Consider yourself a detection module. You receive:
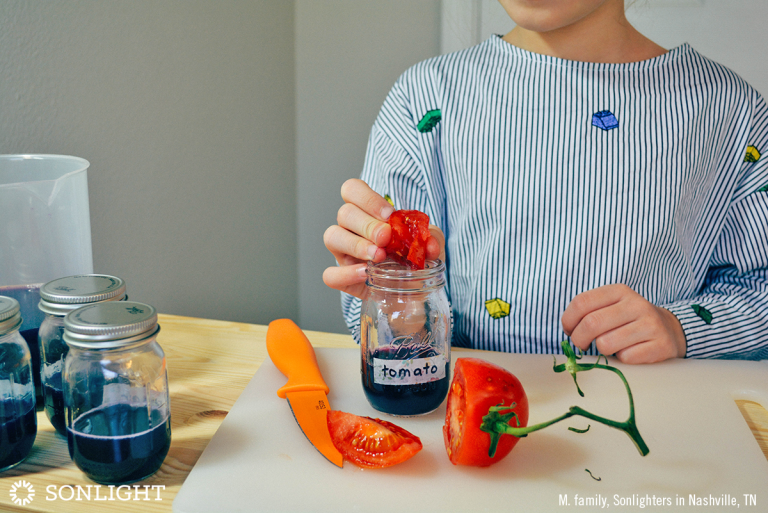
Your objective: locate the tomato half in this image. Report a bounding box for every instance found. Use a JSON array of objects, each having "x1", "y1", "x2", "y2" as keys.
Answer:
[
  {"x1": 327, "y1": 410, "x2": 423, "y2": 468},
  {"x1": 443, "y1": 358, "x2": 529, "y2": 466},
  {"x1": 385, "y1": 209, "x2": 430, "y2": 270}
]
